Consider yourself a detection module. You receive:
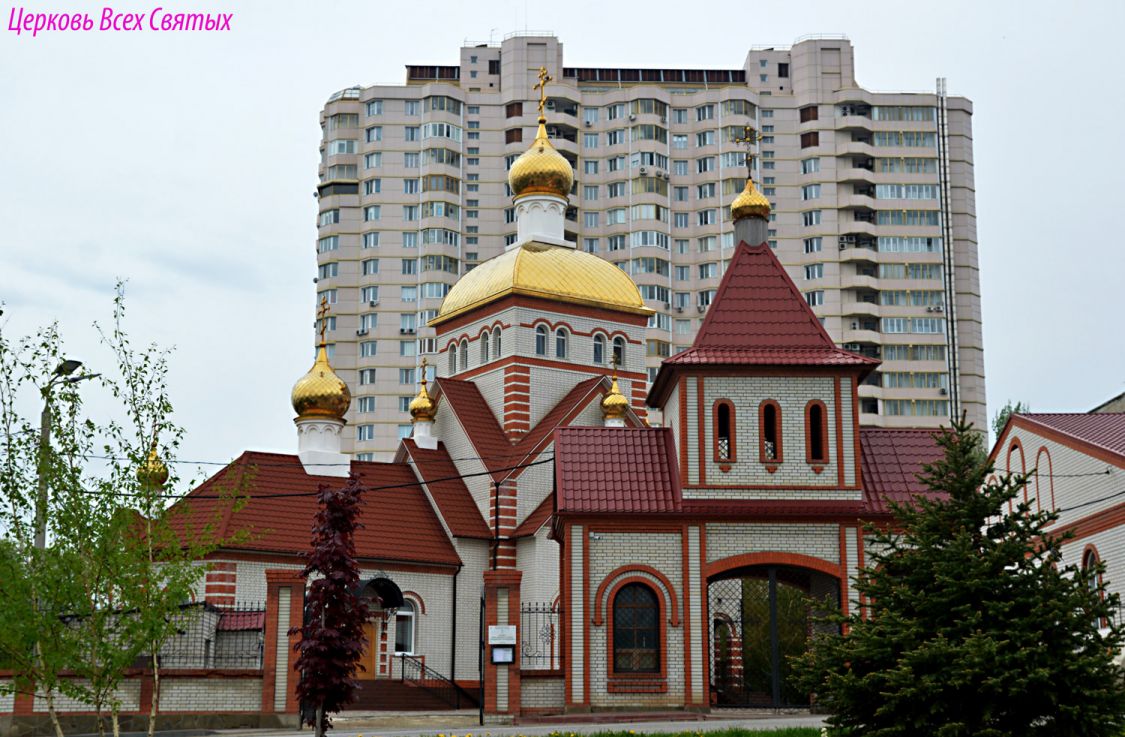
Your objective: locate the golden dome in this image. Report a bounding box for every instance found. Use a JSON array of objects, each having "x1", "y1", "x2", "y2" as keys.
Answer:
[
  {"x1": 409, "y1": 360, "x2": 436, "y2": 423},
  {"x1": 731, "y1": 176, "x2": 771, "y2": 220},
  {"x1": 137, "y1": 443, "x2": 169, "y2": 488},
  {"x1": 508, "y1": 117, "x2": 574, "y2": 200},
  {"x1": 430, "y1": 241, "x2": 653, "y2": 326},
  {"x1": 601, "y1": 377, "x2": 629, "y2": 421},
  {"x1": 291, "y1": 345, "x2": 350, "y2": 420}
]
